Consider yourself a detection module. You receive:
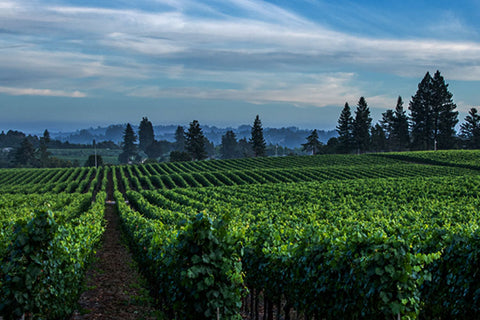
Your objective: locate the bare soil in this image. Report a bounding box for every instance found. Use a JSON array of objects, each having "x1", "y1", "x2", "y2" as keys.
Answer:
[{"x1": 70, "y1": 203, "x2": 157, "y2": 320}]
